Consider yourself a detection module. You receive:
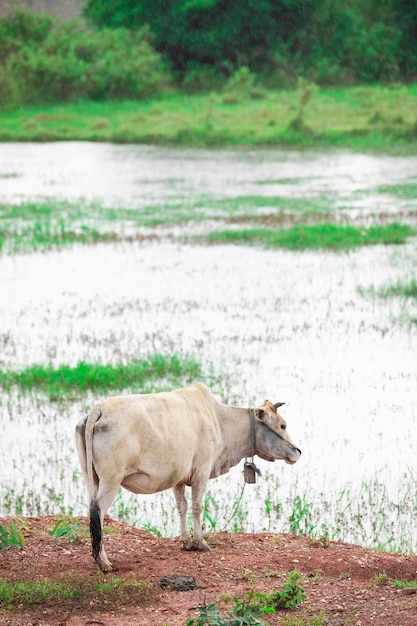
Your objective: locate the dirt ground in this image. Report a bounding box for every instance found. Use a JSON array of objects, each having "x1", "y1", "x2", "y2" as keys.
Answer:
[{"x1": 1, "y1": 516, "x2": 416, "y2": 626}]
